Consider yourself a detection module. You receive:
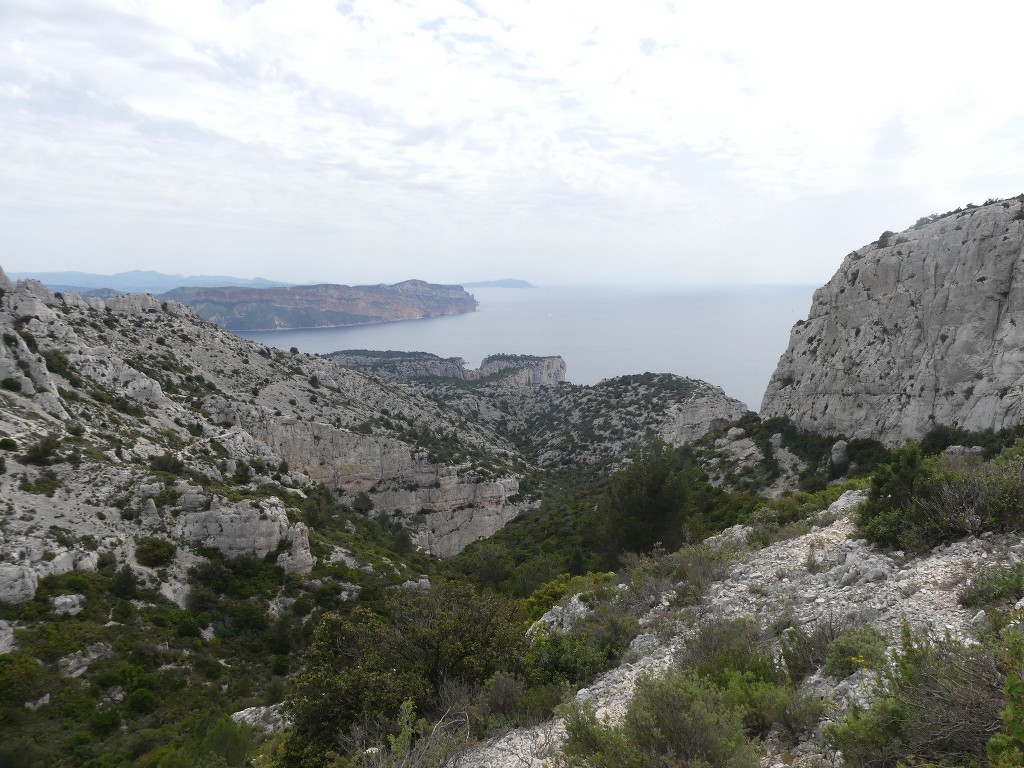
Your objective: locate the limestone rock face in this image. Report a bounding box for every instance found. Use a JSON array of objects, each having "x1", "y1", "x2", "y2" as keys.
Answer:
[
  {"x1": 762, "y1": 198, "x2": 1024, "y2": 444},
  {"x1": 328, "y1": 351, "x2": 567, "y2": 387},
  {"x1": 176, "y1": 499, "x2": 297, "y2": 560},
  {"x1": 231, "y1": 703, "x2": 291, "y2": 734},
  {"x1": 276, "y1": 522, "x2": 316, "y2": 574},
  {"x1": 204, "y1": 398, "x2": 531, "y2": 557},
  {"x1": 0, "y1": 565, "x2": 38, "y2": 604},
  {"x1": 657, "y1": 386, "x2": 748, "y2": 445}
]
